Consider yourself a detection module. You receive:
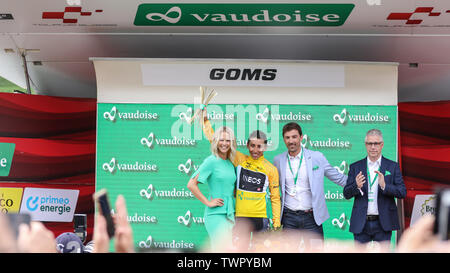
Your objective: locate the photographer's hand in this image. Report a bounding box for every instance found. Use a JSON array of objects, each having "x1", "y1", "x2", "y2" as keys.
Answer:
[
  {"x1": 113, "y1": 195, "x2": 134, "y2": 253},
  {"x1": 396, "y1": 215, "x2": 450, "y2": 252},
  {"x1": 93, "y1": 213, "x2": 110, "y2": 253},
  {"x1": 0, "y1": 213, "x2": 17, "y2": 252},
  {"x1": 17, "y1": 222, "x2": 56, "y2": 253}
]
